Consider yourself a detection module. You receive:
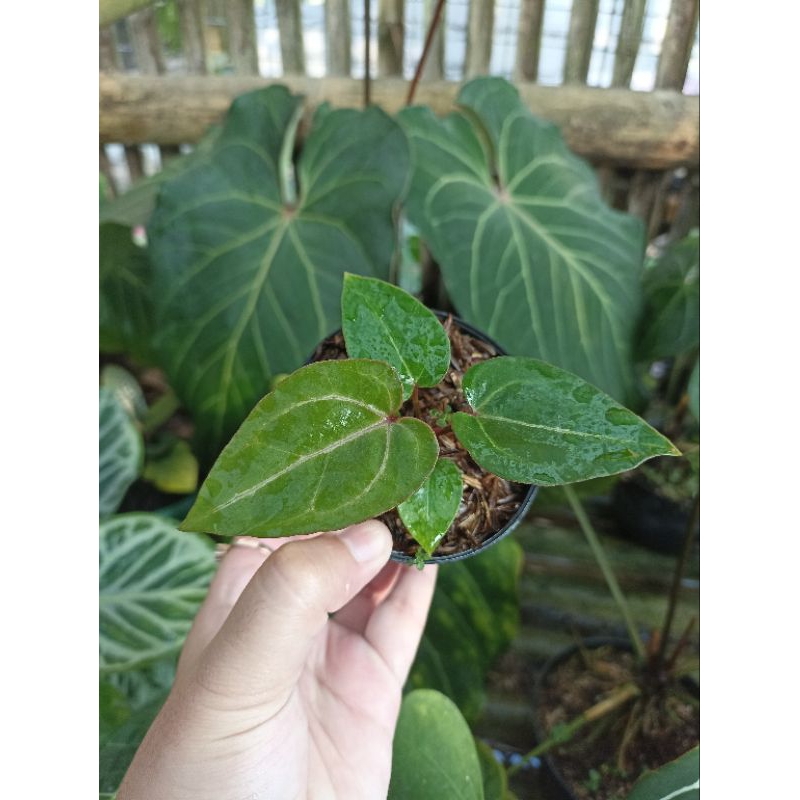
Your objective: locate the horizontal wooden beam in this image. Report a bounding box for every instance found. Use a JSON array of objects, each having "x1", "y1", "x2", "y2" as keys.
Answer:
[{"x1": 99, "y1": 74, "x2": 699, "y2": 169}]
